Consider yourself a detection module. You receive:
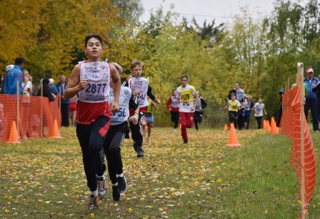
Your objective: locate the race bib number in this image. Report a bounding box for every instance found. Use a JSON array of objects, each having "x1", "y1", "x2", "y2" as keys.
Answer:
[
  {"x1": 111, "y1": 107, "x2": 127, "y2": 121},
  {"x1": 137, "y1": 93, "x2": 147, "y2": 106}
]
